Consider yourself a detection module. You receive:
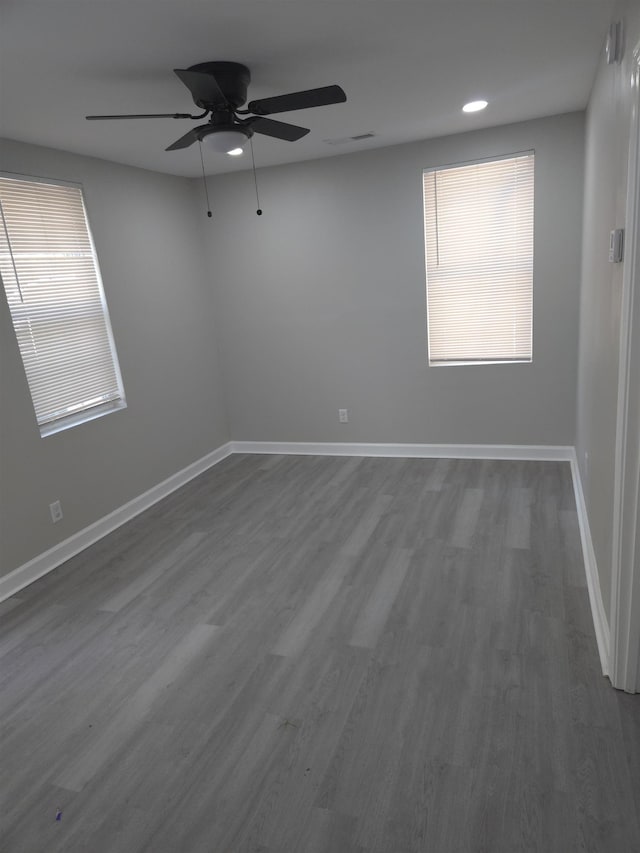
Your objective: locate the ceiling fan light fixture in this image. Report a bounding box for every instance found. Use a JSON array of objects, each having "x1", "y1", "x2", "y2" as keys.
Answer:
[
  {"x1": 205, "y1": 128, "x2": 250, "y2": 154},
  {"x1": 227, "y1": 147, "x2": 244, "y2": 156}
]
